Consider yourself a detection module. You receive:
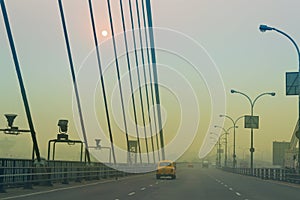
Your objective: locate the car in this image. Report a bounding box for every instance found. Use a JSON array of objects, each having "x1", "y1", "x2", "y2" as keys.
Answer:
[
  {"x1": 187, "y1": 163, "x2": 194, "y2": 168},
  {"x1": 202, "y1": 160, "x2": 209, "y2": 168},
  {"x1": 156, "y1": 160, "x2": 176, "y2": 179}
]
